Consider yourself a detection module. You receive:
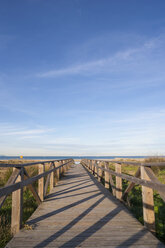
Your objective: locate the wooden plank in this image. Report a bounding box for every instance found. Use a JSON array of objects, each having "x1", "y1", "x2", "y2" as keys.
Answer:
[
  {"x1": 11, "y1": 168, "x2": 23, "y2": 235},
  {"x1": 141, "y1": 166, "x2": 155, "y2": 233}
]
